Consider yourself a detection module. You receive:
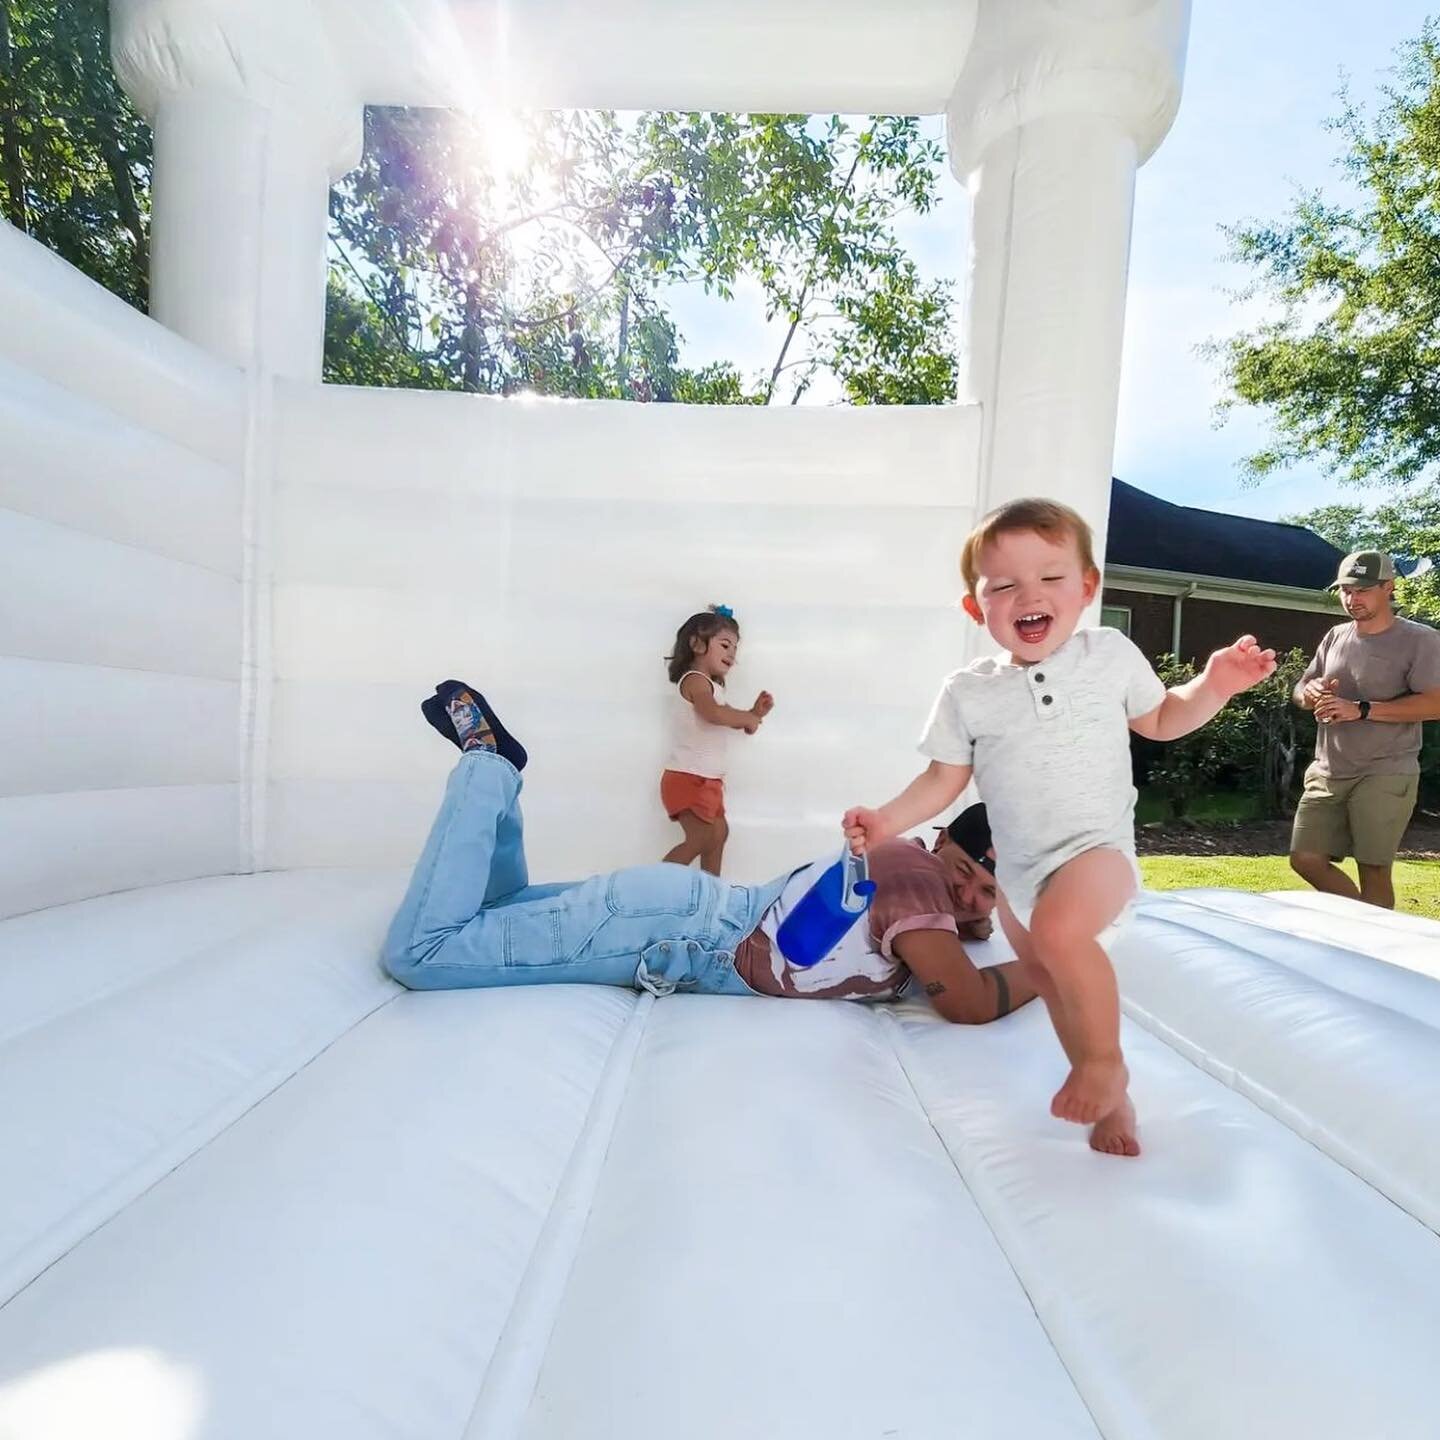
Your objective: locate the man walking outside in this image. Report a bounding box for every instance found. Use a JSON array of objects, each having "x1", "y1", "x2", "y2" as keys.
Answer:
[{"x1": 1290, "y1": 550, "x2": 1440, "y2": 908}]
